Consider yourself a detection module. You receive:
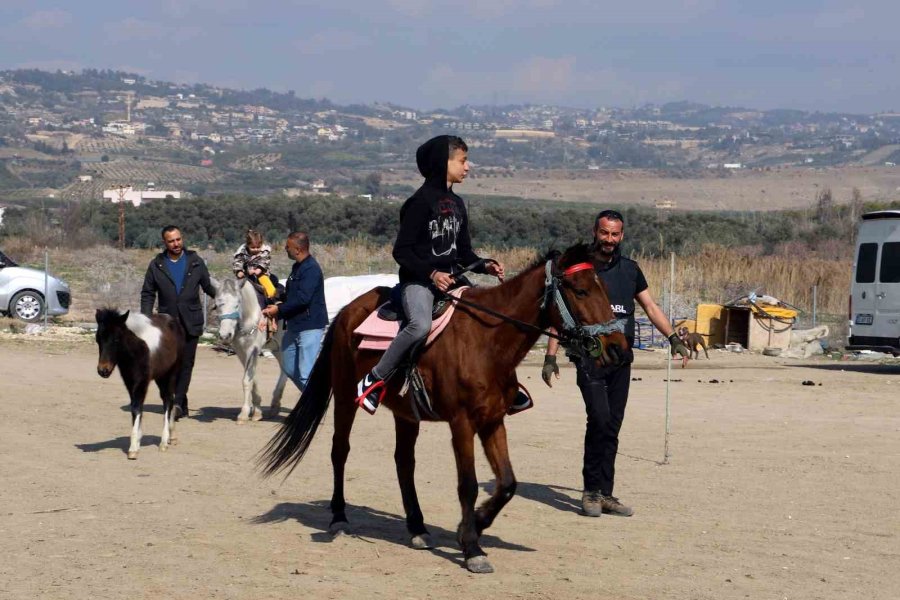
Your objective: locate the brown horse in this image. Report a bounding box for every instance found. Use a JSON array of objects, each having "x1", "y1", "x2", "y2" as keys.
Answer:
[{"x1": 259, "y1": 243, "x2": 628, "y2": 573}]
